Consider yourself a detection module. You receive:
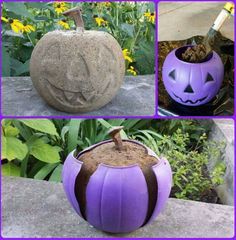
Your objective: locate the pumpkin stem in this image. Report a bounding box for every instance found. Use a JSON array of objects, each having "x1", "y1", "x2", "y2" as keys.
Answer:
[
  {"x1": 63, "y1": 7, "x2": 84, "y2": 30},
  {"x1": 108, "y1": 126, "x2": 124, "y2": 151}
]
